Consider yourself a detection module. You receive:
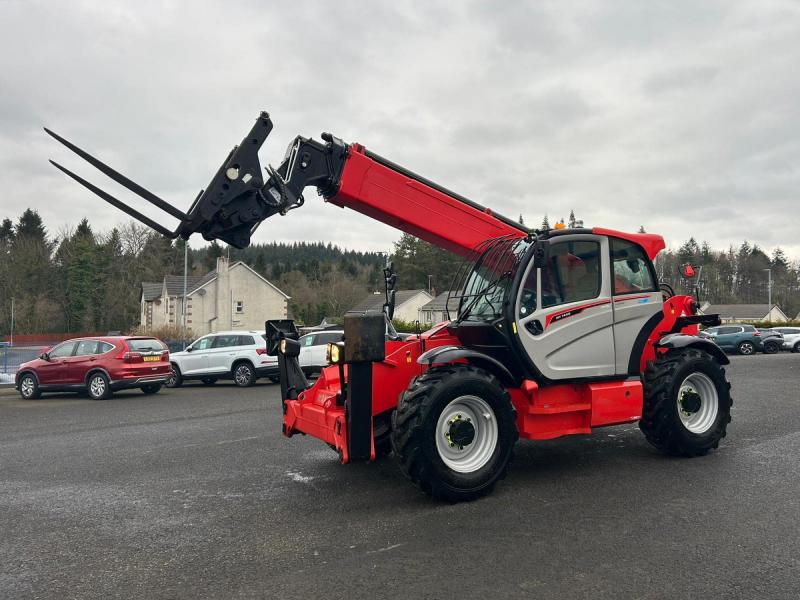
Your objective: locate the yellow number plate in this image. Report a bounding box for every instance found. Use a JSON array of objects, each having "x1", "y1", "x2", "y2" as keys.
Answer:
[{"x1": 143, "y1": 355, "x2": 160, "y2": 362}]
